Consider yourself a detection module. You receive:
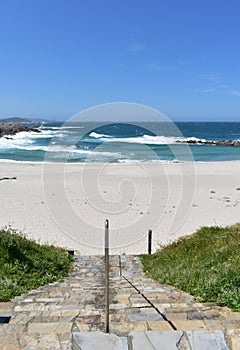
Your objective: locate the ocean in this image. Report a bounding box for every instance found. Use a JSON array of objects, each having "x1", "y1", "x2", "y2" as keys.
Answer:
[{"x1": 0, "y1": 122, "x2": 240, "y2": 163}]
